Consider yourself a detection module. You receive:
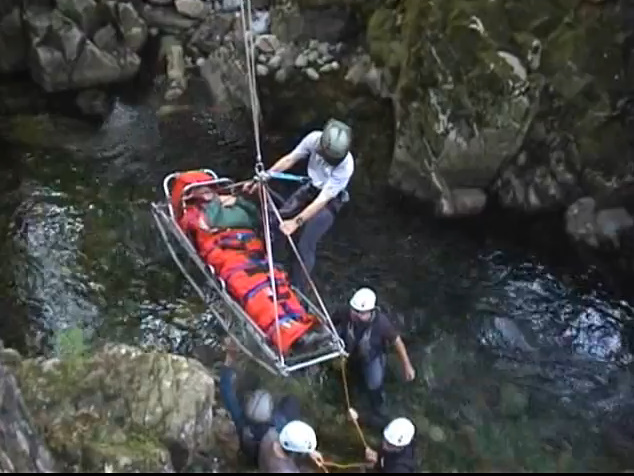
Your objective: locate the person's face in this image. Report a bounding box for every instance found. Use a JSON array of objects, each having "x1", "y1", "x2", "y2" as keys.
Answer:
[
  {"x1": 187, "y1": 186, "x2": 215, "y2": 201},
  {"x1": 350, "y1": 308, "x2": 373, "y2": 322},
  {"x1": 381, "y1": 439, "x2": 403, "y2": 453}
]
